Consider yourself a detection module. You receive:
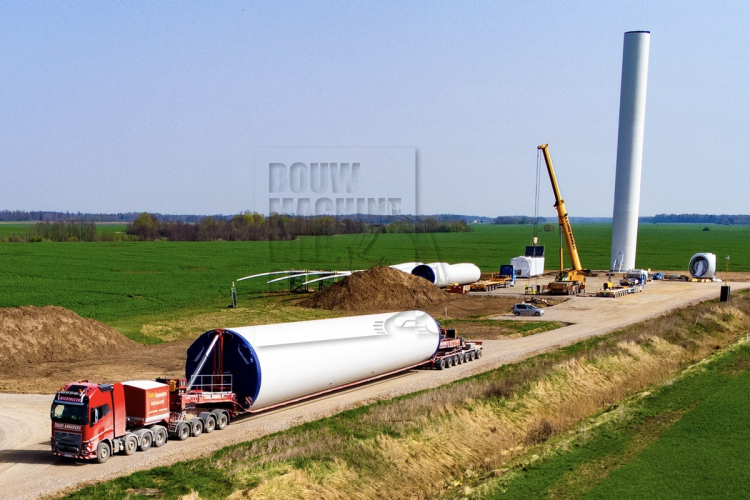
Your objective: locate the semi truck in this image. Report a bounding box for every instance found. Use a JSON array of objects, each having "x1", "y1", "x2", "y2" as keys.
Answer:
[
  {"x1": 51, "y1": 377, "x2": 234, "y2": 463},
  {"x1": 50, "y1": 311, "x2": 482, "y2": 463}
]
